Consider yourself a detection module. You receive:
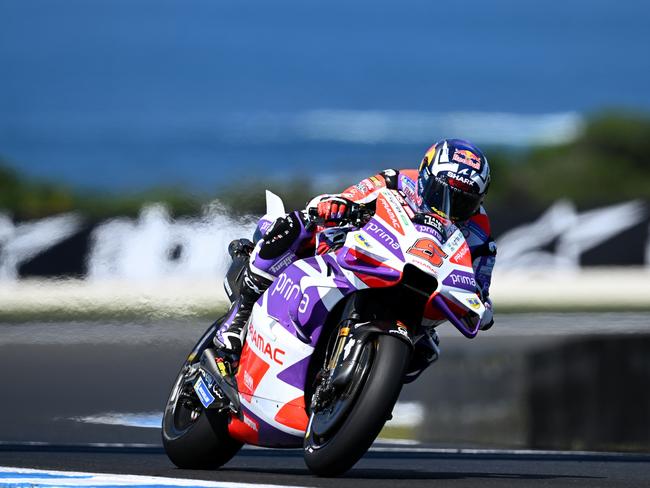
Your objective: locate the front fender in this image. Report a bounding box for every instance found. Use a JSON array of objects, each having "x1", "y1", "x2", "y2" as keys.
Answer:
[
  {"x1": 330, "y1": 320, "x2": 413, "y2": 388},
  {"x1": 352, "y1": 320, "x2": 415, "y2": 349}
]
